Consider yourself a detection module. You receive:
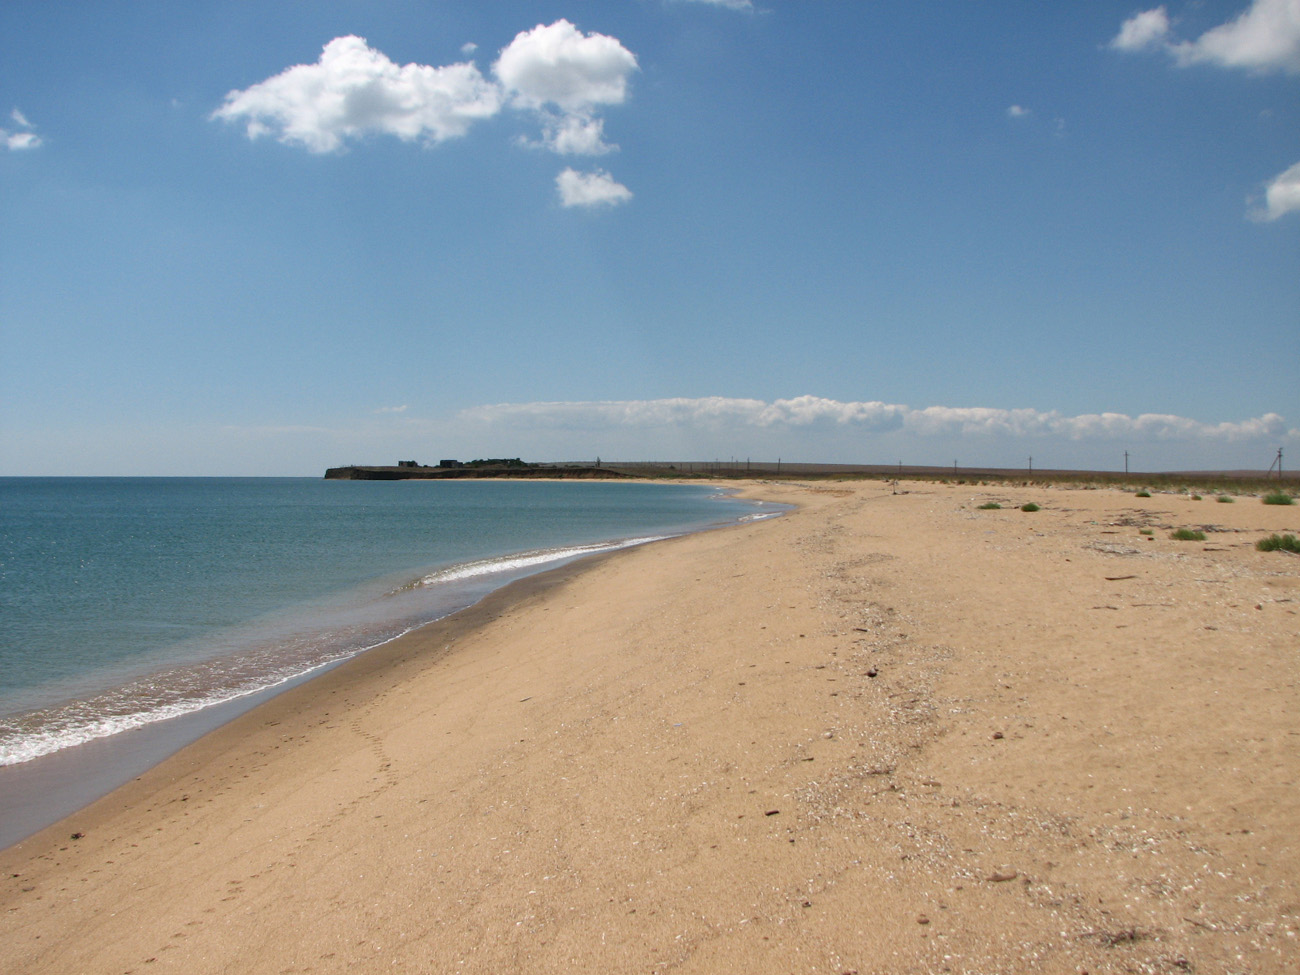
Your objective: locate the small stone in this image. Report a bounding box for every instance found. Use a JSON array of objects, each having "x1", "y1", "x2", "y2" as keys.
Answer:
[
  {"x1": 987, "y1": 871, "x2": 1018, "y2": 883},
  {"x1": 866, "y1": 668, "x2": 878, "y2": 678},
  {"x1": 992, "y1": 731, "x2": 1004, "y2": 740},
  {"x1": 917, "y1": 915, "x2": 930, "y2": 925},
  {"x1": 765, "y1": 809, "x2": 780, "y2": 816}
]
